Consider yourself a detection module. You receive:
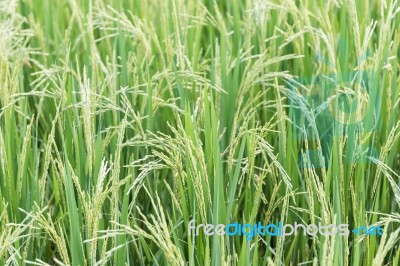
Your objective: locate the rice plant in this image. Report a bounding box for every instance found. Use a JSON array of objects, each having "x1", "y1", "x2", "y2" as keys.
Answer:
[{"x1": 0, "y1": 0, "x2": 399, "y2": 265}]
